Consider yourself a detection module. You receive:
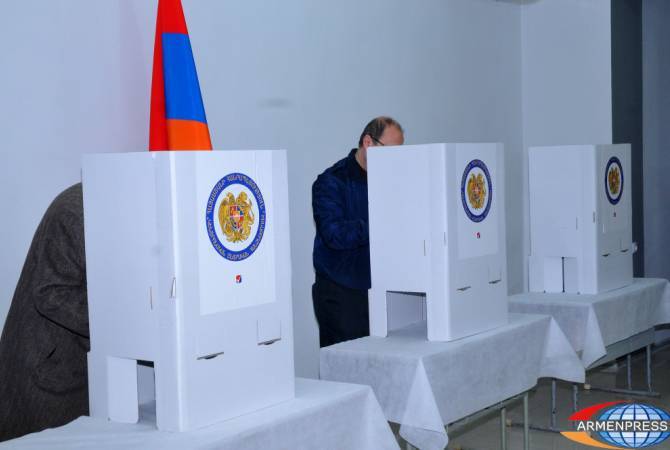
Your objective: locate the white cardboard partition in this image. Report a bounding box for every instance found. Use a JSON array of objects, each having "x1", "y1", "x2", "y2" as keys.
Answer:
[
  {"x1": 82, "y1": 150, "x2": 294, "y2": 432},
  {"x1": 528, "y1": 144, "x2": 633, "y2": 294},
  {"x1": 367, "y1": 143, "x2": 508, "y2": 342}
]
